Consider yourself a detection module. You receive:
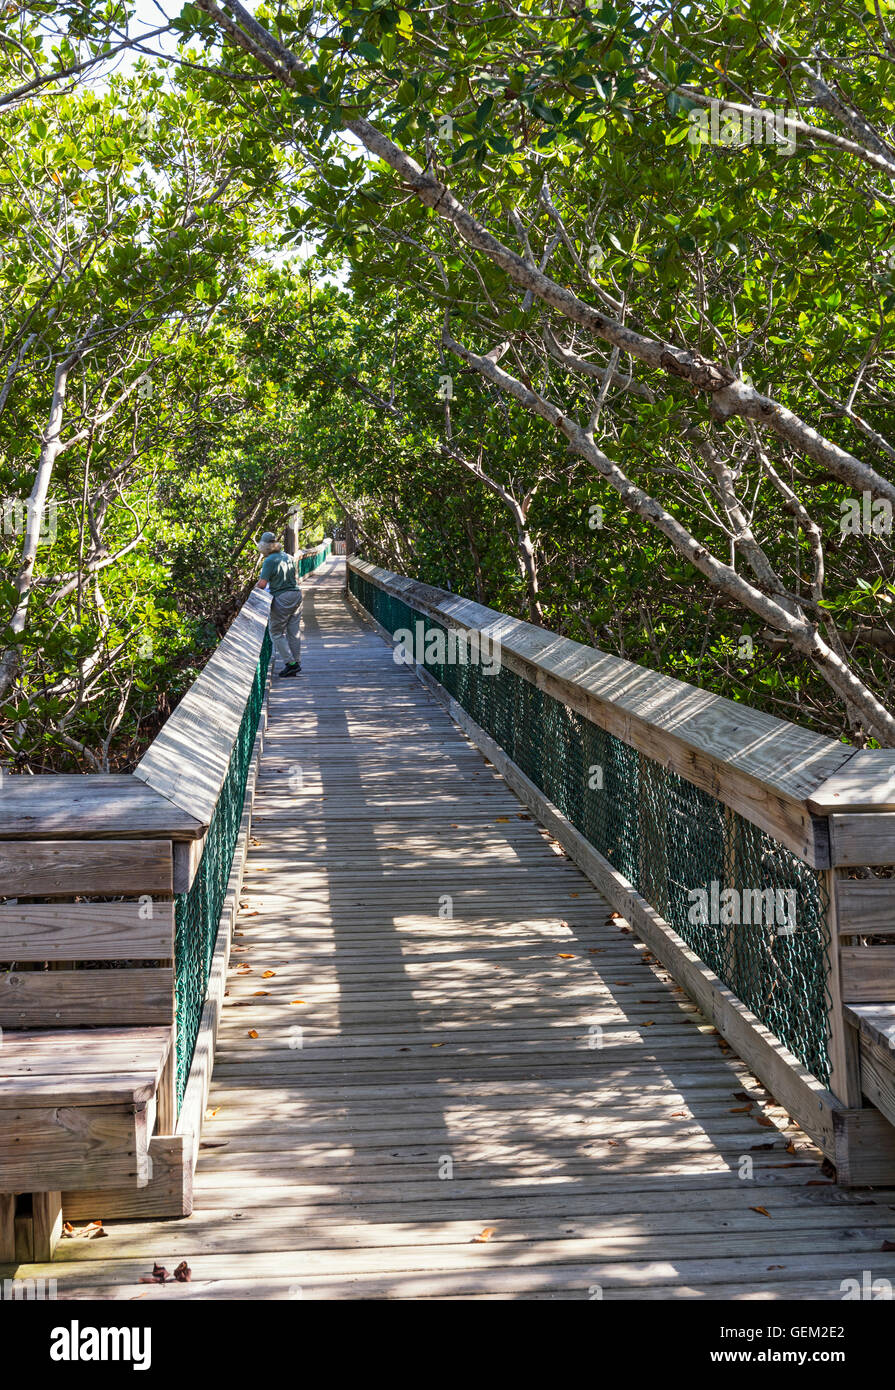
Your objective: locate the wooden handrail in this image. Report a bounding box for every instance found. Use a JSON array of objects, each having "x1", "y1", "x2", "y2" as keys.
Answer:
[
  {"x1": 349, "y1": 558, "x2": 863, "y2": 867},
  {"x1": 134, "y1": 589, "x2": 270, "y2": 828}
]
